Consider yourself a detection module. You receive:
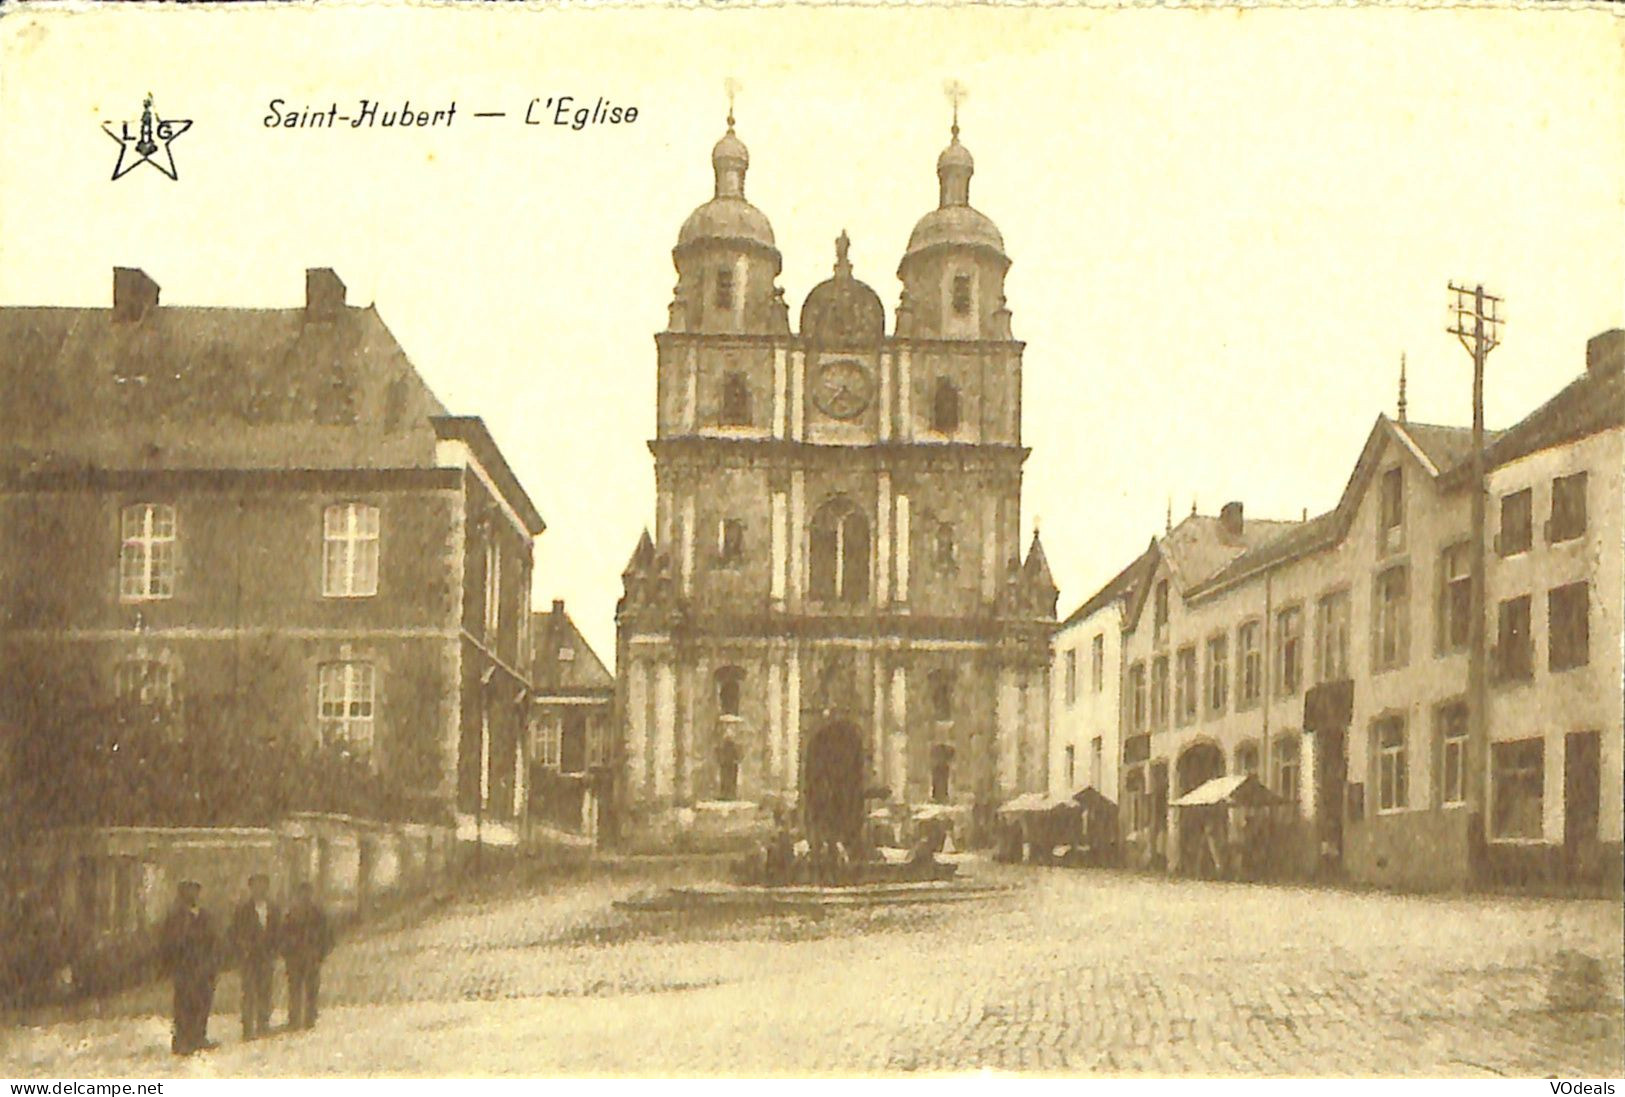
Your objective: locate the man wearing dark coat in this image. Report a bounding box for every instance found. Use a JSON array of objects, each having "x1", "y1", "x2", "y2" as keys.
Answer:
[
  {"x1": 279, "y1": 882, "x2": 332, "y2": 1031},
  {"x1": 229, "y1": 873, "x2": 281, "y2": 1040},
  {"x1": 159, "y1": 881, "x2": 219, "y2": 1055}
]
